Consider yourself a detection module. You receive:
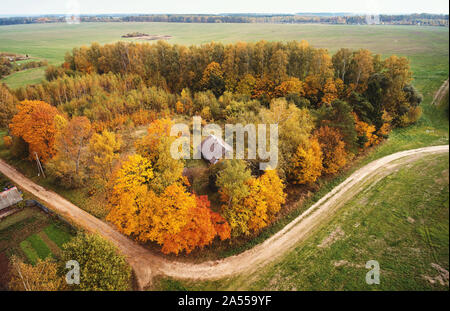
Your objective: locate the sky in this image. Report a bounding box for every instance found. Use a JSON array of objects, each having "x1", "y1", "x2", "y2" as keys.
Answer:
[{"x1": 0, "y1": 0, "x2": 448, "y2": 16}]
